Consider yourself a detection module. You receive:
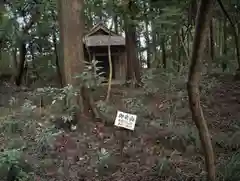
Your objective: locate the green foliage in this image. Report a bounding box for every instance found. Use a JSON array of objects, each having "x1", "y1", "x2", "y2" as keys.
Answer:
[
  {"x1": 141, "y1": 68, "x2": 159, "y2": 95},
  {"x1": 96, "y1": 100, "x2": 115, "y2": 114},
  {"x1": 0, "y1": 149, "x2": 22, "y2": 167},
  {"x1": 123, "y1": 97, "x2": 147, "y2": 115},
  {"x1": 0, "y1": 149, "x2": 32, "y2": 181},
  {"x1": 200, "y1": 76, "x2": 220, "y2": 95},
  {"x1": 75, "y1": 60, "x2": 105, "y2": 89},
  {"x1": 96, "y1": 148, "x2": 119, "y2": 176},
  {"x1": 0, "y1": 94, "x2": 62, "y2": 179},
  {"x1": 35, "y1": 59, "x2": 104, "y2": 114},
  {"x1": 153, "y1": 156, "x2": 172, "y2": 176},
  {"x1": 141, "y1": 67, "x2": 188, "y2": 94},
  {"x1": 170, "y1": 125, "x2": 200, "y2": 148},
  {"x1": 219, "y1": 152, "x2": 240, "y2": 181},
  {"x1": 36, "y1": 84, "x2": 77, "y2": 112},
  {"x1": 35, "y1": 125, "x2": 61, "y2": 154},
  {"x1": 97, "y1": 148, "x2": 111, "y2": 166},
  {"x1": 0, "y1": 119, "x2": 25, "y2": 134}
]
